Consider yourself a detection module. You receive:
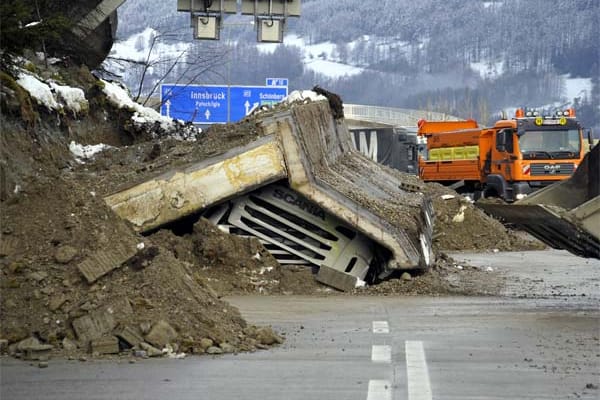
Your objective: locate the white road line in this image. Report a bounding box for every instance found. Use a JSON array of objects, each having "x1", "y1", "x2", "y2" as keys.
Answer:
[
  {"x1": 367, "y1": 380, "x2": 392, "y2": 400},
  {"x1": 371, "y1": 345, "x2": 391, "y2": 363},
  {"x1": 372, "y1": 321, "x2": 389, "y2": 334},
  {"x1": 405, "y1": 340, "x2": 432, "y2": 400}
]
